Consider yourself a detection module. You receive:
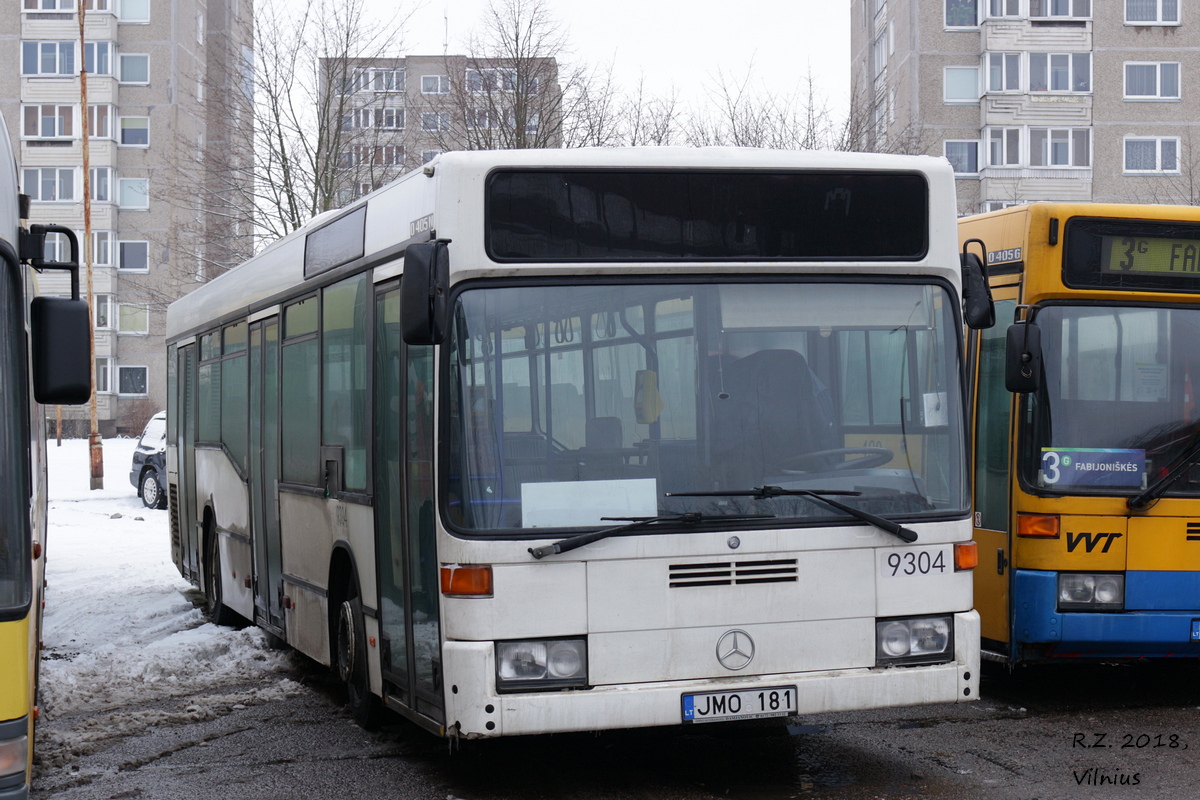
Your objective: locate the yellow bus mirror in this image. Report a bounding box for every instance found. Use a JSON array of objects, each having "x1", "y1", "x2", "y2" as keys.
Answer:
[{"x1": 634, "y1": 370, "x2": 664, "y2": 424}]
